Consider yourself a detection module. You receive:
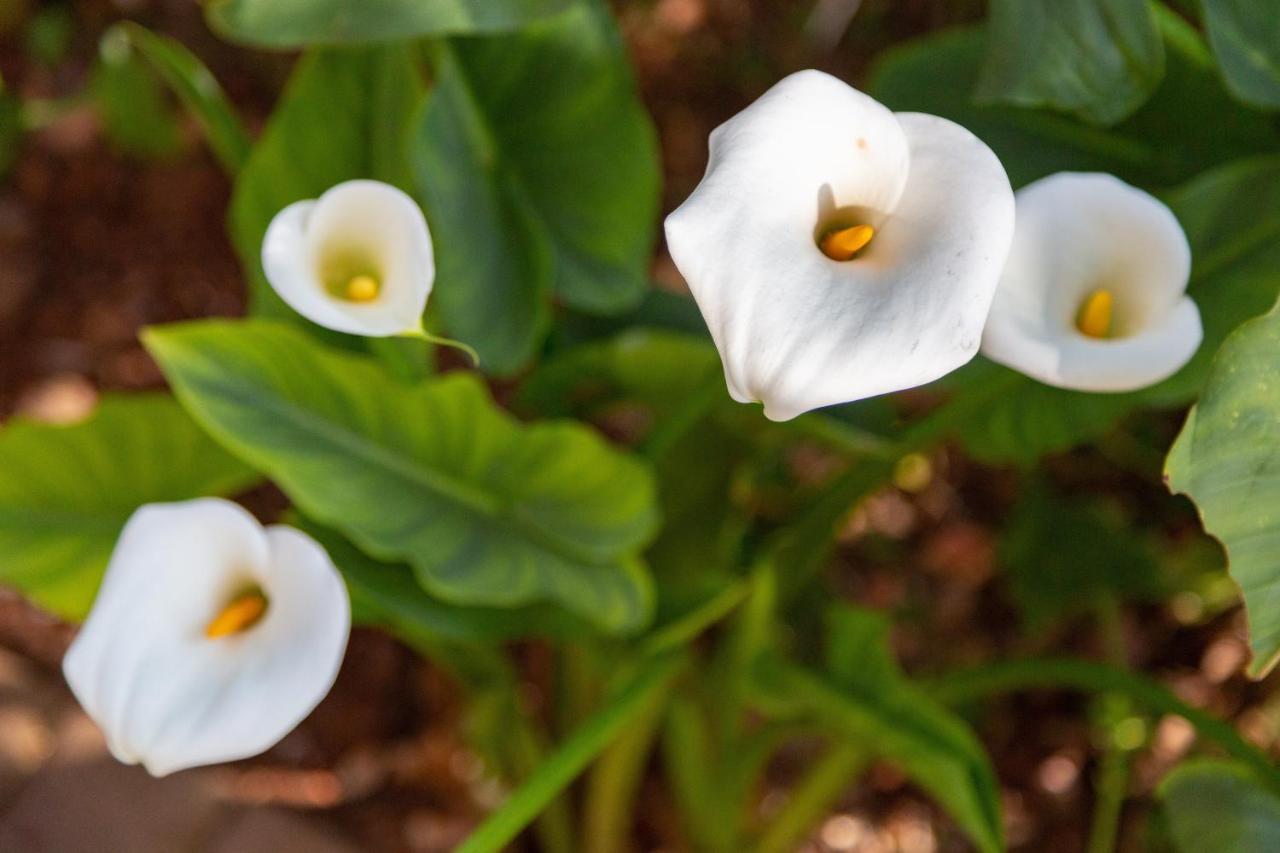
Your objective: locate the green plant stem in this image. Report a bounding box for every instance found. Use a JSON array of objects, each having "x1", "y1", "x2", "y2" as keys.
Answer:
[
  {"x1": 457, "y1": 653, "x2": 684, "y2": 853},
  {"x1": 1086, "y1": 597, "x2": 1133, "y2": 853},
  {"x1": 508, "y1": 713, "x2": 576, "y2": 853},
  {"x1": 641, "y1": 579, "x2": 752, "y2": 658},
  {"x1": 929, "y1": 658, "x2": 1280, "y2": 792},
  {"x1": 754, "y1": 743, "x2": 868, "y2": 853}
]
